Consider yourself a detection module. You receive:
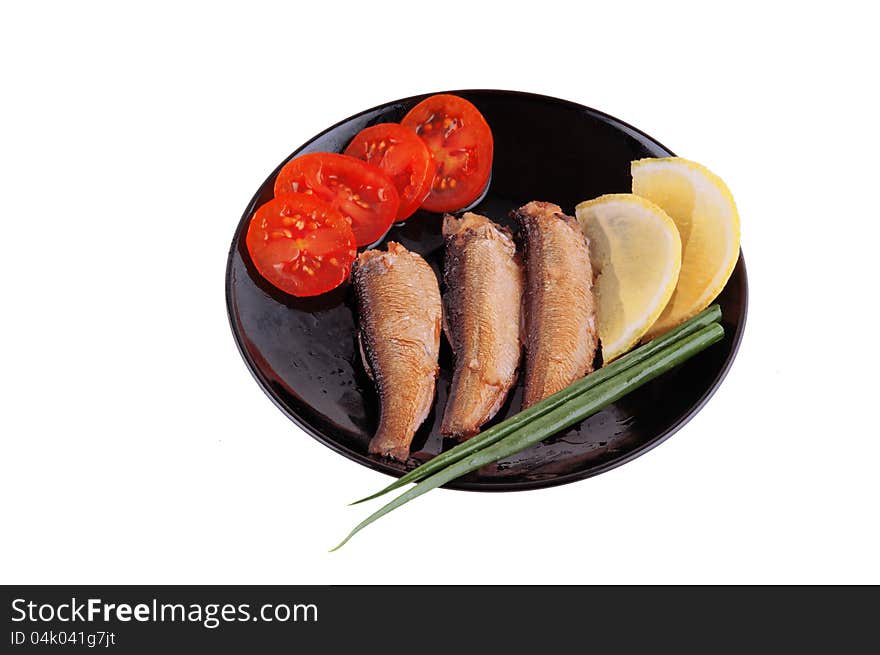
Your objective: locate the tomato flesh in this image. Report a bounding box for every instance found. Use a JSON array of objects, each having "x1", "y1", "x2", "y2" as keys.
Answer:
[
  {"x1": 401, "y1": 94, "x2": 493, "y2": 213},
  {"x1": 246, "y1": 193, "x2": 356, "y2": 297},
  {"x1": 274, "y1": 152, "x2": 399, "y2": 246},
  {"x1": 343, "y1": 123, "x2": 436, "y2": 220}
]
